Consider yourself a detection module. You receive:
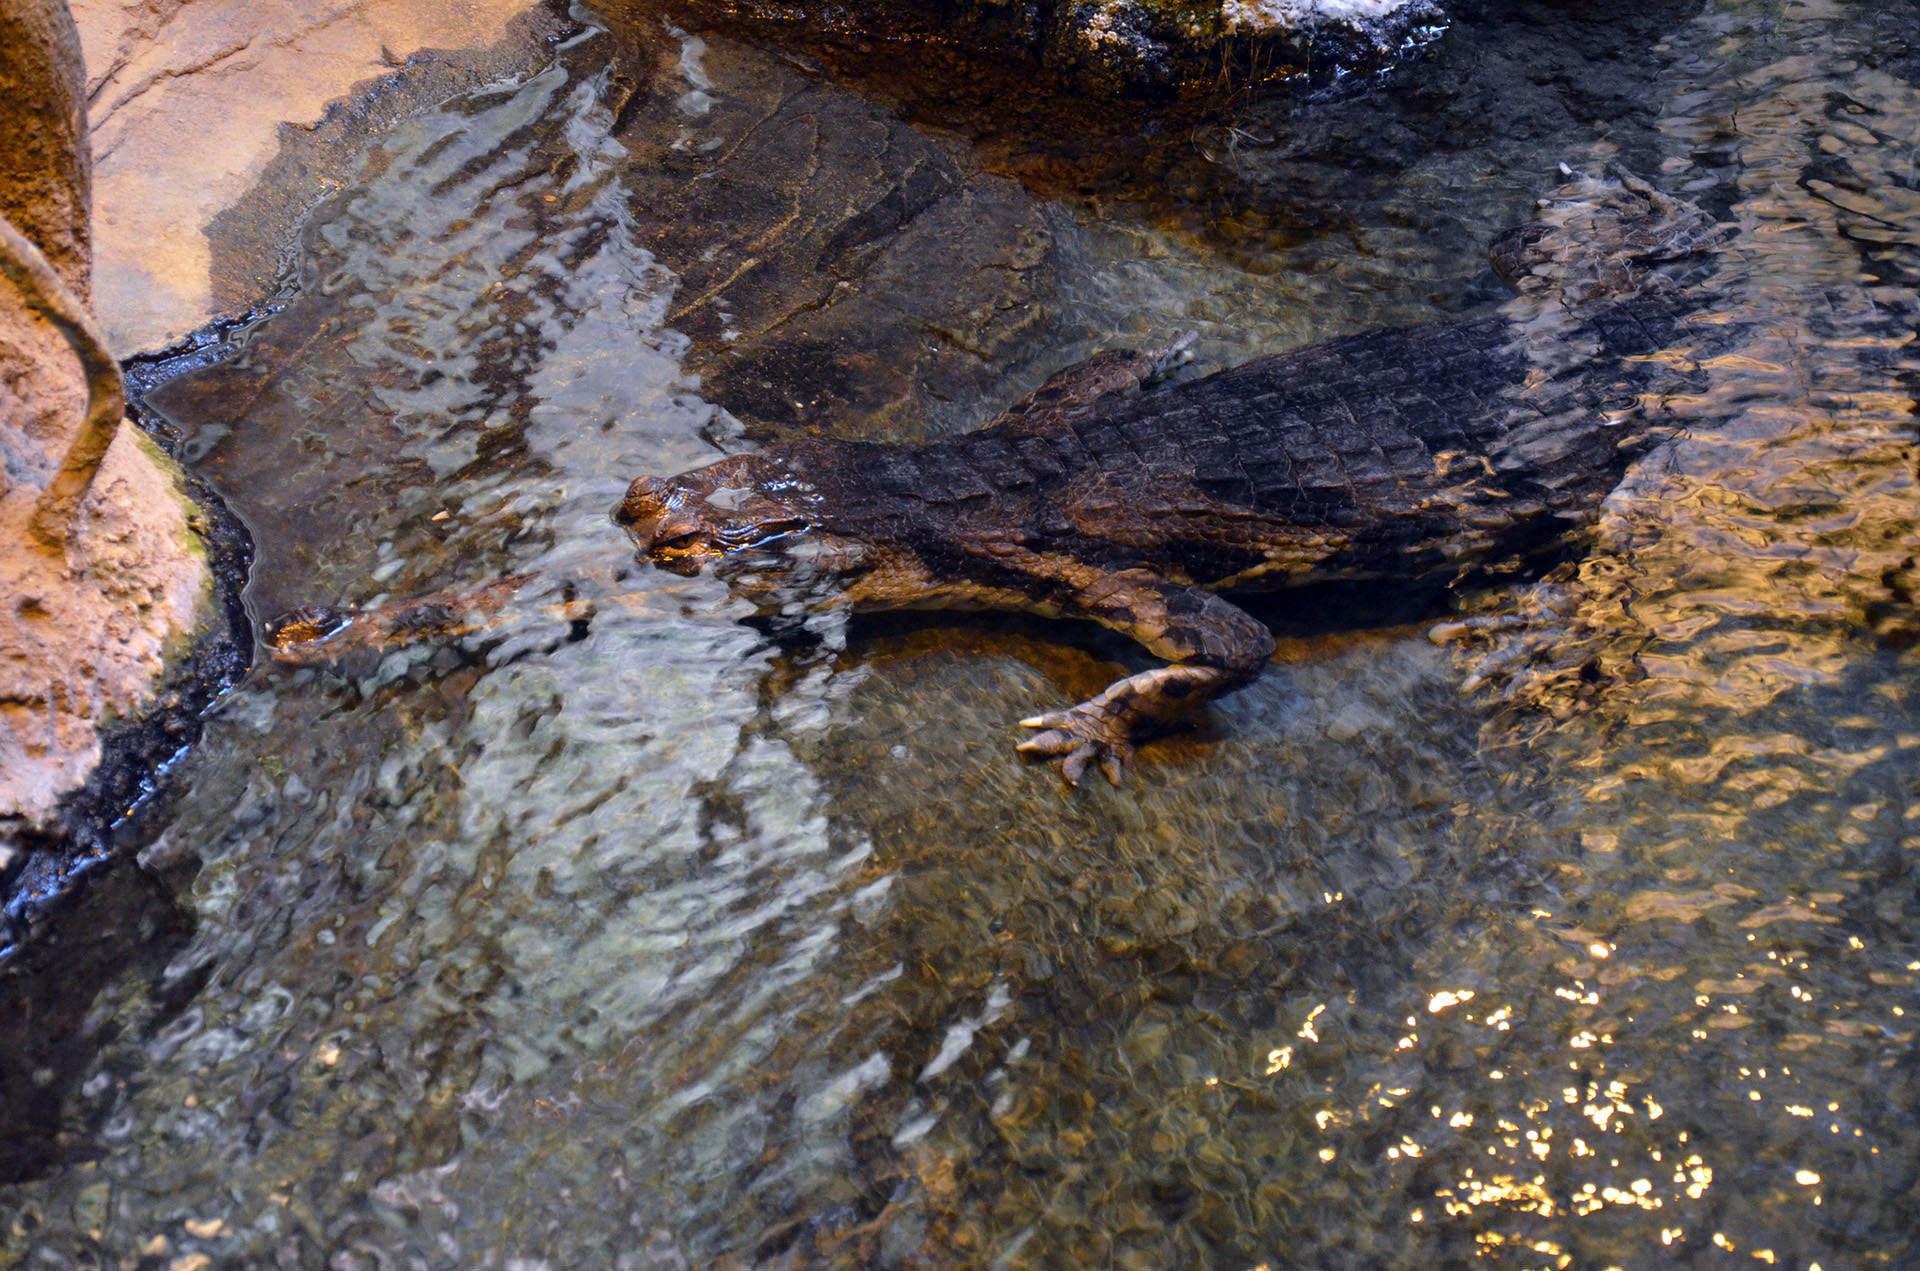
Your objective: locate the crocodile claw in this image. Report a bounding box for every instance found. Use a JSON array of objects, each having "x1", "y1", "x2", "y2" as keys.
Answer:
[
  {"x1": 1144, "y1": 331, "x2": 1198, "y2": 384},
  {"x1": 1017, "y1": 704, "x2": 1133, "y2": 787}
]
